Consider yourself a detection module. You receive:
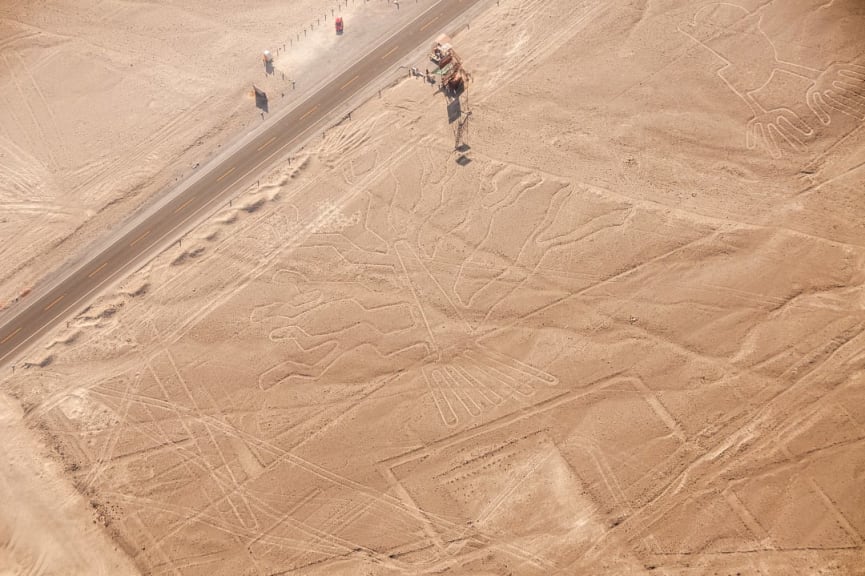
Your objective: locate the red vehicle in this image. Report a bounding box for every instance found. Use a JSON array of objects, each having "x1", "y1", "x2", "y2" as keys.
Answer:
[{"x1": 335, "y1": 17, "x2": 344, "y2": 34}]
